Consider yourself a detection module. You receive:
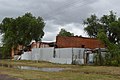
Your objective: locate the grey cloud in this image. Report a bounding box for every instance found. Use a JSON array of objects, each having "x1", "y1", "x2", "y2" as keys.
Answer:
[
  {"x1": 44, "y1": 20, "x2": 59, "y2": 33},
  {"x1": 0, "y1": 0, "x2": 119, "y2": 41},
  {"x1": 89, "y1": 0, "x2": 120, "y2": 17},
  {"x1": 6, "y1": 0, "x2": 97, "y2": 24},
  {"x1": 0, "y1": 0, "x2": 98, "y2": 24},
  {"x1": 42, "y1": 32, "x2": 57, "y2": 41},
  {"x1": 33, "y1": 0, "x2": 99, "y2": 24}
]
